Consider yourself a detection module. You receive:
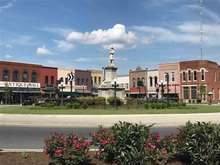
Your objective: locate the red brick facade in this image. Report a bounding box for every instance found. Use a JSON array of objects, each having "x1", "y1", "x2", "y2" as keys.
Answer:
[{"x1": 179, "y1": 60, "x2": 220, "y2": 103}]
